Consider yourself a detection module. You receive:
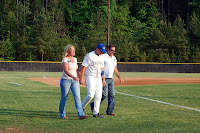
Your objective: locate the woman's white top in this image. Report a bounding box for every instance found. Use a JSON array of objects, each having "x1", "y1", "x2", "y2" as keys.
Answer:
[{"x1": 61, "y1": 57, "x2": 78, "y2": 79}]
